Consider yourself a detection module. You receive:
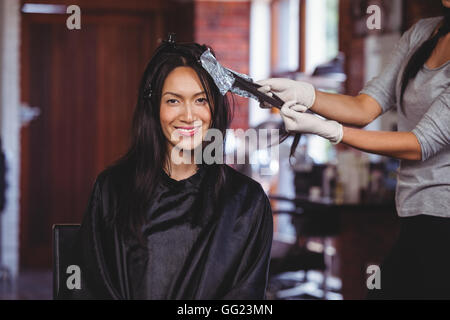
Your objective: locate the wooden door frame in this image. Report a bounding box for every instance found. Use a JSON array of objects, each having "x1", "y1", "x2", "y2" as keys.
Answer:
[{"x1": 19, "y1": 1, "x2": 169, "y2": 269}]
